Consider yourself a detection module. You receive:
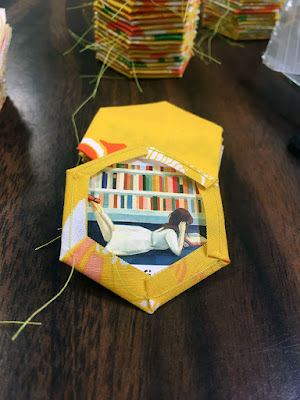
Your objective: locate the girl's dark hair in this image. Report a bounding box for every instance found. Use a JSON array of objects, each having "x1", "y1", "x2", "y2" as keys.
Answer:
[{"x1": 161, "y1": 208, "x2": 193, "y2": 232}]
